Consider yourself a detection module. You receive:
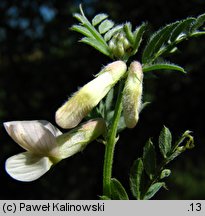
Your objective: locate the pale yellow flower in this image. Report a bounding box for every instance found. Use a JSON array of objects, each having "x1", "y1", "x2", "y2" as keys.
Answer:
[
  {"x1": 122, "y1": 61, "x2": 143, "y2": 128},
  {"x1": 4, "y1": 119, "x2": 105, "y2": 182},
  {"x1": 55, "y1": 60, "x2": 127, "y2": 129}
]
